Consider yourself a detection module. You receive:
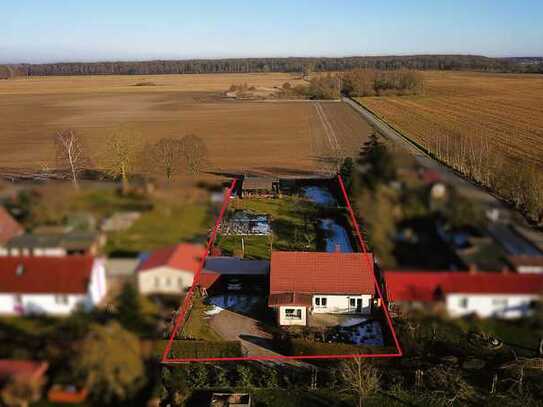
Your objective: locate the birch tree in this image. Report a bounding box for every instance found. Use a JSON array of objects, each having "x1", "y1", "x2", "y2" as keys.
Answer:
[
  {"x1": 54, "y1": 129, "x2": 89, "y2": 190},
  {"x1": 340, "y1": 358, "x2": 381, "y2": 407}
]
